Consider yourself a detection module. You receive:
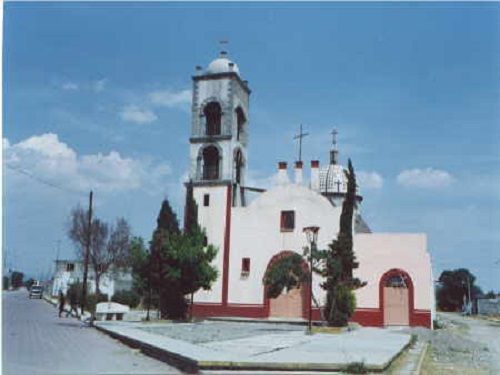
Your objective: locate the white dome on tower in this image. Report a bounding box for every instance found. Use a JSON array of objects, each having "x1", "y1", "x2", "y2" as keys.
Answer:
[{"x1": 206, "y1": 52, "x2": 240, "y2": 75}]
